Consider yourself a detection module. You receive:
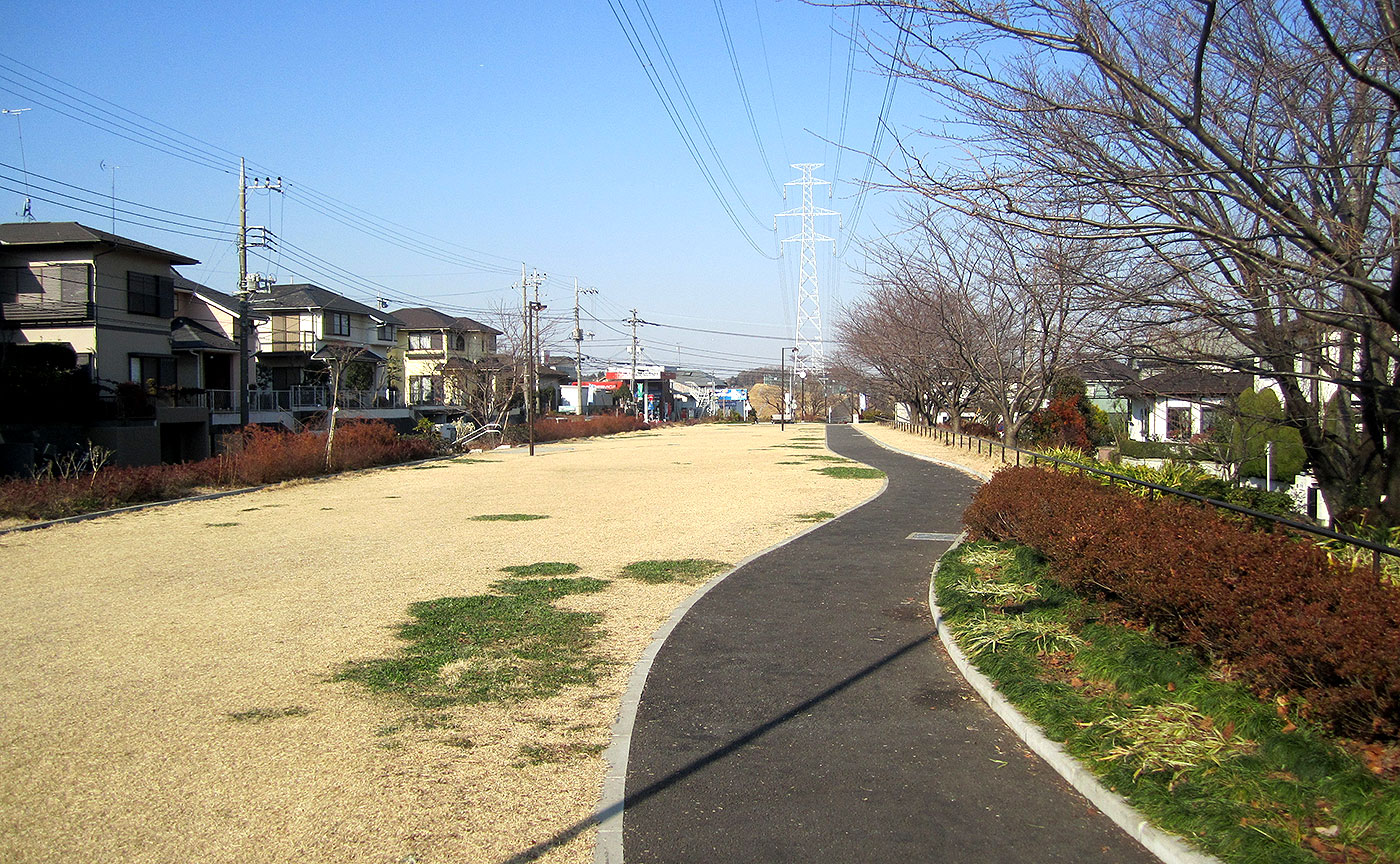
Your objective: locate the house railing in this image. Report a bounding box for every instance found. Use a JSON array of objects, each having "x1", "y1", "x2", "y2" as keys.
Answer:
[
  {"x1": 267, "y1": 331, "x2": 319, "y2": 352},
  {"x1": 884, "y1": 418, "x2": 1400, "y2": 579},
  {"x1": 205, "y1": 388, "x2": 405, "y2": 412}
]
